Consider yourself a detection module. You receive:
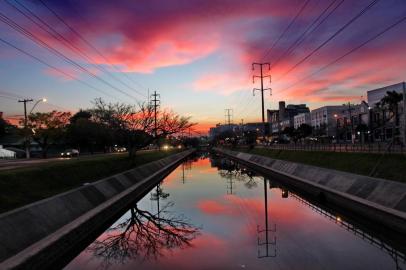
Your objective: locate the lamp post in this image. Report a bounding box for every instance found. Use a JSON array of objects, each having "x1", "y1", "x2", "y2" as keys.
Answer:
[
  {"x1": 368, "y1": 106, "x2": 373, "y2": 143},
  {"x1": 334, "y1": 114, "x2": 339, "y2": 143},
  {"x1": 30, "y1": 98, "x2": 47, "y2": 114}
]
